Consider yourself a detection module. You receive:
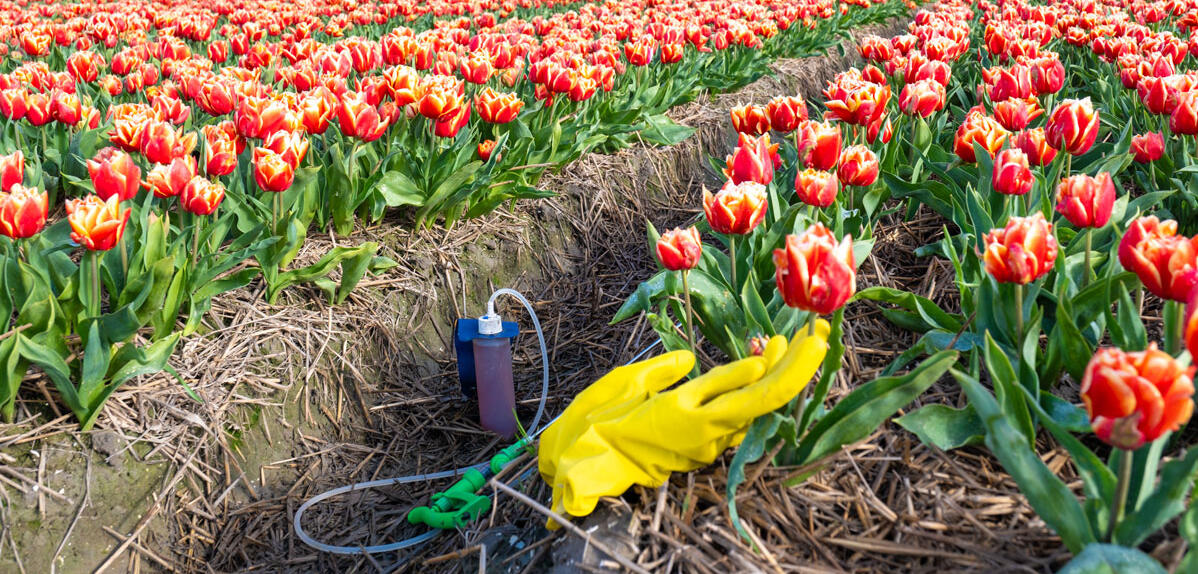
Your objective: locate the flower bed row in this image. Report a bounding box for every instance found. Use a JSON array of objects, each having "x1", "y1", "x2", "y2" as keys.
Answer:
[{"x1": 618, "y1": 0, "x2": 1198, "y2": 568}]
